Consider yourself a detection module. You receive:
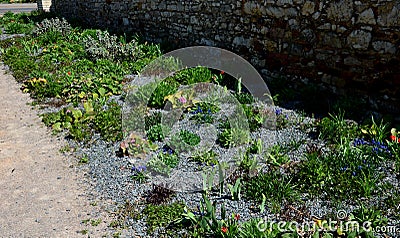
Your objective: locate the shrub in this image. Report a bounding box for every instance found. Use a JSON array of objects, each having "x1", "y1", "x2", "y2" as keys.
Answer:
[
  {"x1": 33, "y1": 17, "x2": 71, "y2": 36},
  {"x1": 82, "y1": 30, "x2": 140, "y2": 62}
]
